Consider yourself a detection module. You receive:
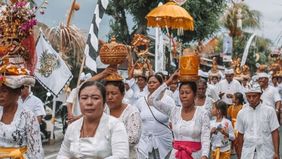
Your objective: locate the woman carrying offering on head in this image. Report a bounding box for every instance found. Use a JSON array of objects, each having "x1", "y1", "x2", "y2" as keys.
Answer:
[
  {"x1": 148, "y1": 71, "x2": 210, "y2": 159},
  {"x1": 0, "y1": 64, "x2": 44, "y2": 159}
]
